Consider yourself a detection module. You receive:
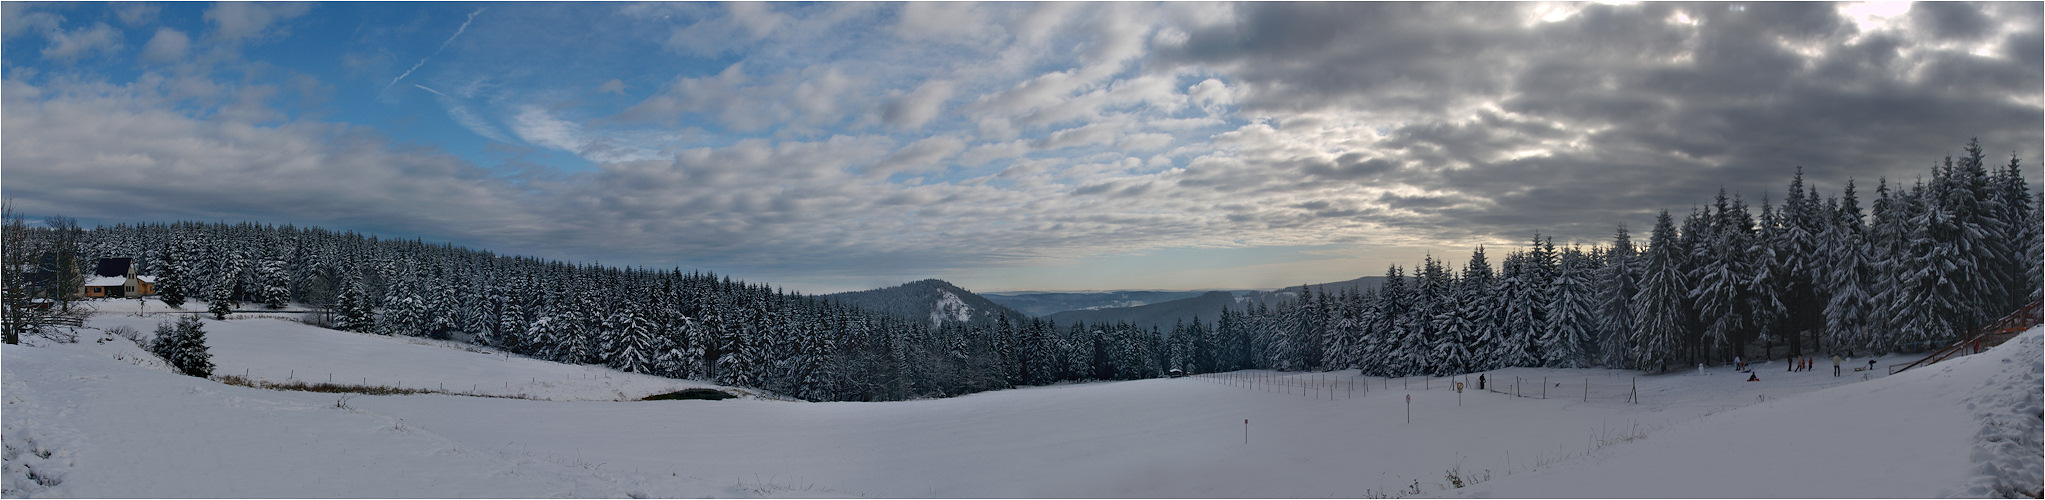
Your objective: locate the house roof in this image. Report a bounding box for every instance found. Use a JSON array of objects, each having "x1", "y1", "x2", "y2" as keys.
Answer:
[
  {"x1": 85, "y1": 276, "x2": 127, "y2": 287},
  {"x1": 93, "y1": 258, "x2": 131, "y2": 278}
]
